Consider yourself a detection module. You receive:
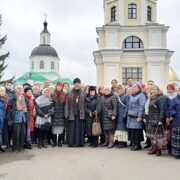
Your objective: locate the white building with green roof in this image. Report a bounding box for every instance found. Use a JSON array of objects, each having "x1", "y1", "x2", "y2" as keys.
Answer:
[{"x1": 14, "y1": 20, "x2": 73, "y2": 86}]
